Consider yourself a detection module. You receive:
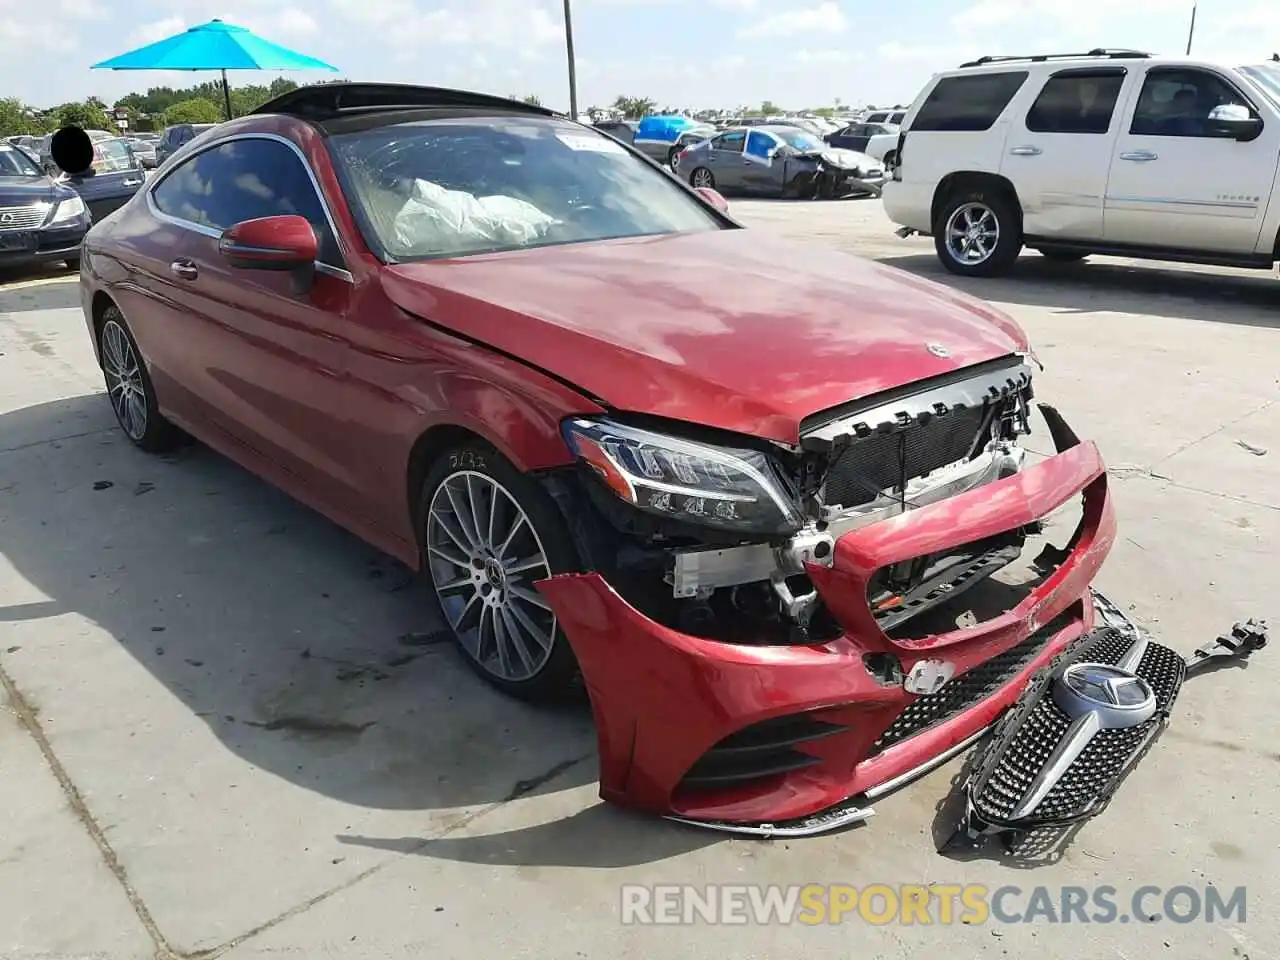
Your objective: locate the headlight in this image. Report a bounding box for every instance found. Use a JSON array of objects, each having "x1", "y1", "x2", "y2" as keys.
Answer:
[
  {"x1": 50, "y1": 196, "x2": 86, "y2": 223},
  {"x1": 562, "y1": 418, "x2": 802, "y2": 535}
]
